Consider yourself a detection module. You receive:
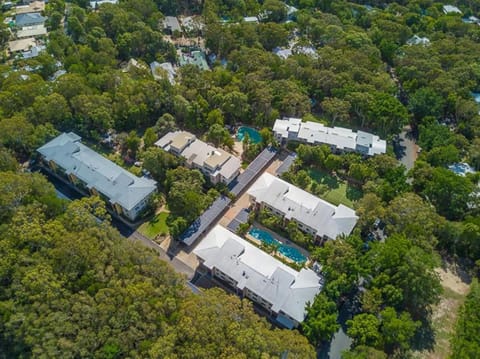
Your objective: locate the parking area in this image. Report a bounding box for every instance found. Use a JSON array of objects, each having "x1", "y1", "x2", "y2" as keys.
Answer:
[
  {"x1": 226, "y1": 208, "x2": 250, "y2": 233},
  {"x1": 219, "y1": 190, "x2": 250, "y2": 227}
]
